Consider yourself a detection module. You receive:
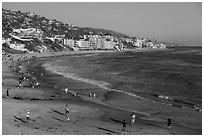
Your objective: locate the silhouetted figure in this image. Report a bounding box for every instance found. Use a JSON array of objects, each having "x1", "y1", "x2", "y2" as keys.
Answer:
[
  {"x1": 168, "y1": 118, "x2": 172, "y2": 132},
  {"x1": 121, "y1": 120, "x2": 127, "y2": 135},
  {"x1": 18, "y1": 80, "x2": 22, "y2": 88},
  {"x1": 6, "y1": 89, "x2": 9, "y2": 96}
]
